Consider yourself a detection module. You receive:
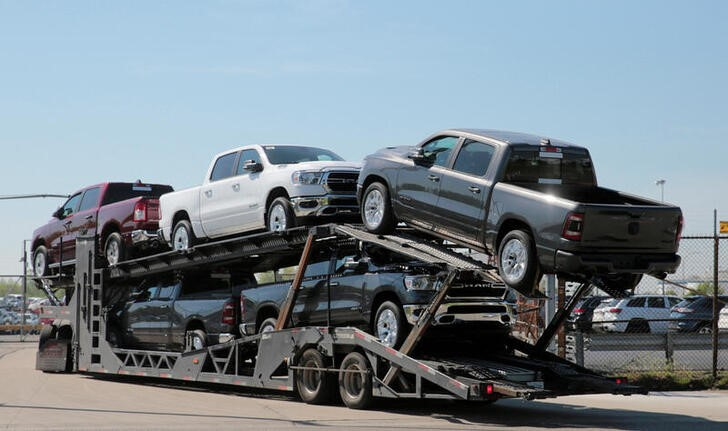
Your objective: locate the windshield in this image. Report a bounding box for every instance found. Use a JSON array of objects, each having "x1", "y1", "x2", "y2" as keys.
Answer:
[
  {"x1": 504, "y1": 146, "x2": 596, "y2": 185},
  {"x1": 263, "y1": 146, "x2": 344, "y2": 164}
]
